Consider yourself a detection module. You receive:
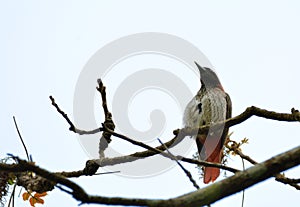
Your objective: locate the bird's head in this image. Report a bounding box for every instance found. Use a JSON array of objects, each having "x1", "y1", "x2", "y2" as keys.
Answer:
[{"x1": 194, "y1": 61, "x2": 224, "y2": 91}]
